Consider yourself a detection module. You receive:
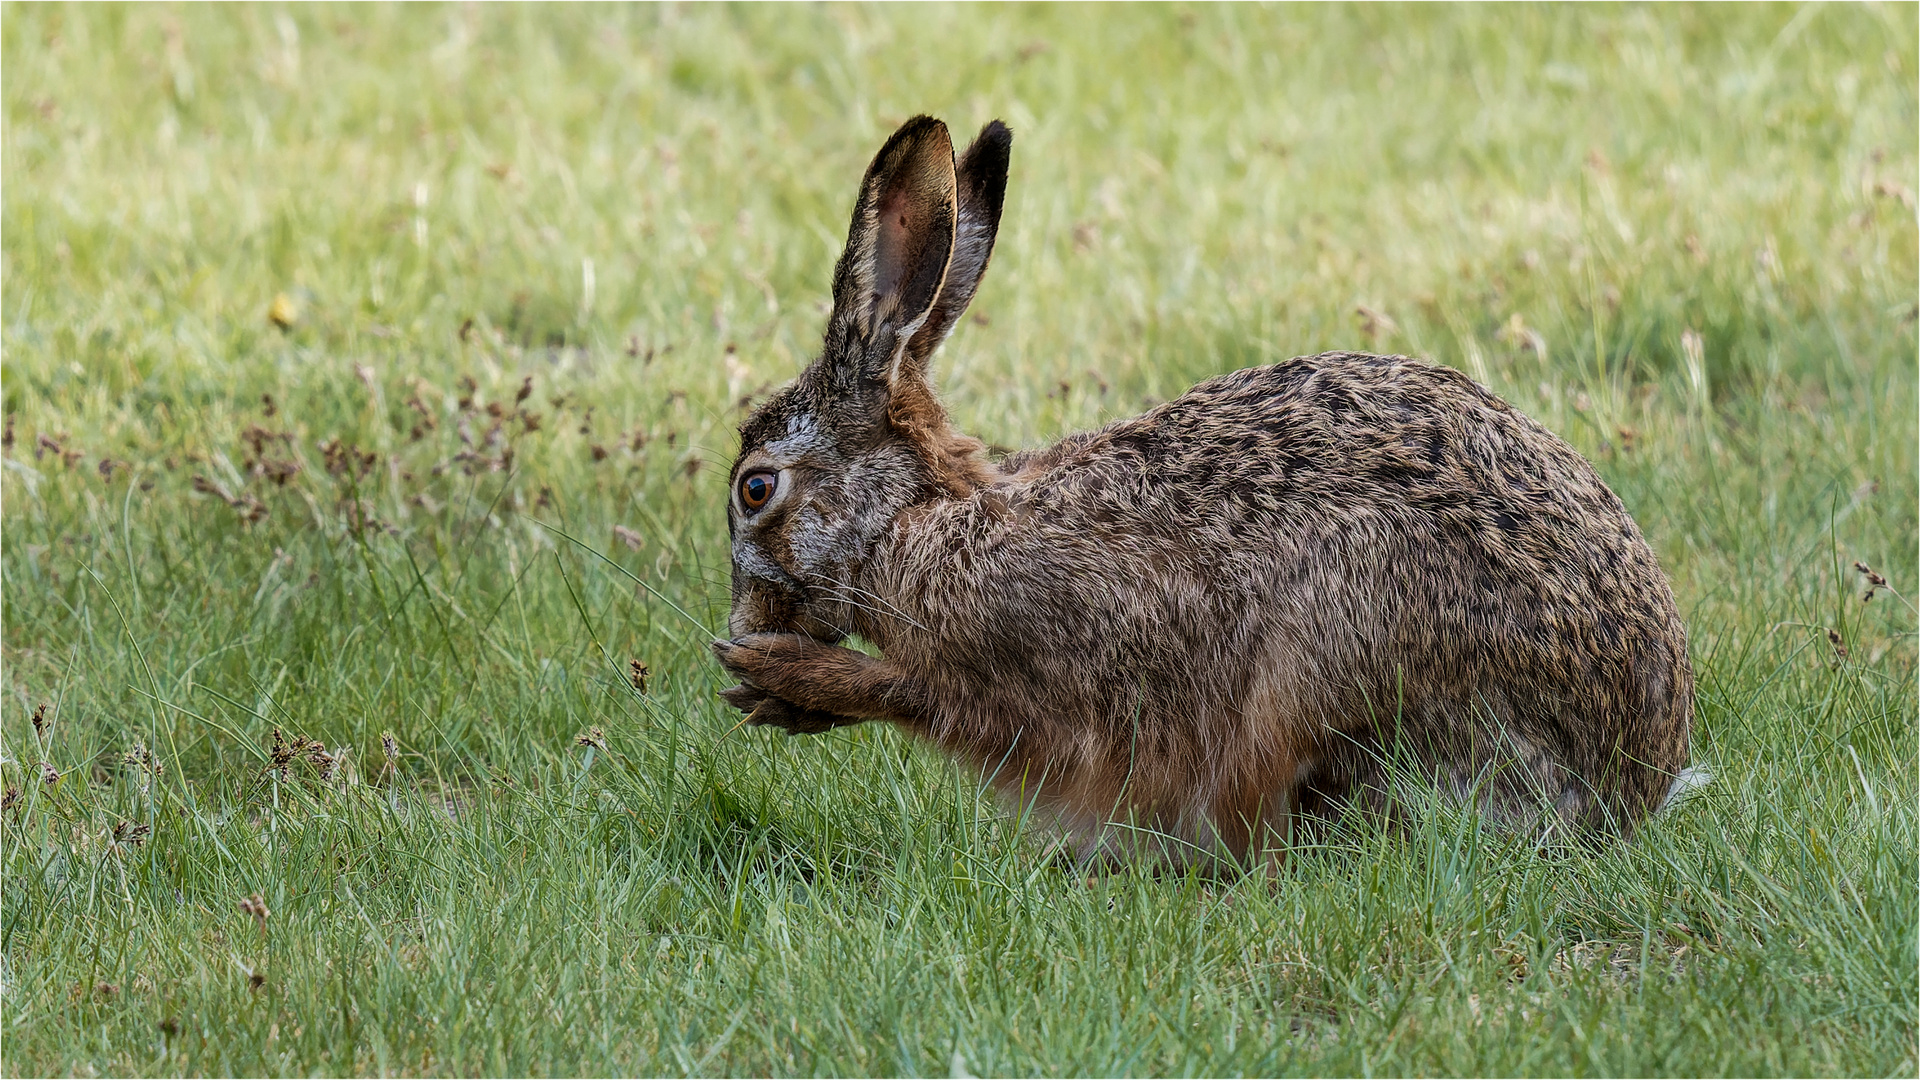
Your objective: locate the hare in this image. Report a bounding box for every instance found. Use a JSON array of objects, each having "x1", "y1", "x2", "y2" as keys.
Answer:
[{"x1": 712, "y1": 115, "x2": 1693, "y2": 866}]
